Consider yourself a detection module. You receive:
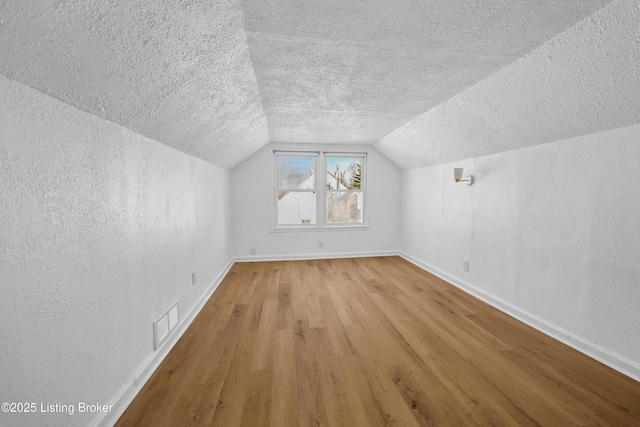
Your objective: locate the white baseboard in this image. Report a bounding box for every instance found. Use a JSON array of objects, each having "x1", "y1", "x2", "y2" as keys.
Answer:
[
  {"x1": 92, "y1": 258, "x2": 235, "y2": 427},
  {"x1": 399, "y1": 252, "x2": 640, "y2": 383},
  {"x1": 93, "y1": 251, "x2": 396, "y2": 426},
  {"x1": 235, "y1": 249, "x2": 399, "y2": 262},
  {"x1": 95, "y1": 251, "x2": 639, "y2": 427}
]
